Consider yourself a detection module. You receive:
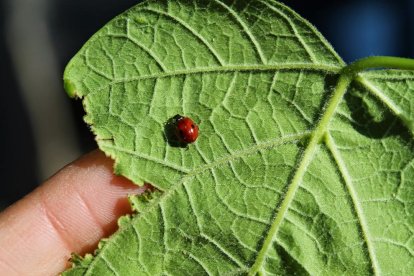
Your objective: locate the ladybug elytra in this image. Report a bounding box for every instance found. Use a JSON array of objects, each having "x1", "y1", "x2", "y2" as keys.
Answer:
[{"x1": 175, "y1": 115, "x2": 199, "y2": 143}]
